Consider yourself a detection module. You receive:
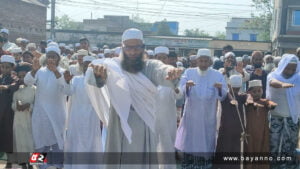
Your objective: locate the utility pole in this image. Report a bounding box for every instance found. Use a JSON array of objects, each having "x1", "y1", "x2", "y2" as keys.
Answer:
[{"x1": 50, "y1": 0, "x2": 56, "y2": 40}]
